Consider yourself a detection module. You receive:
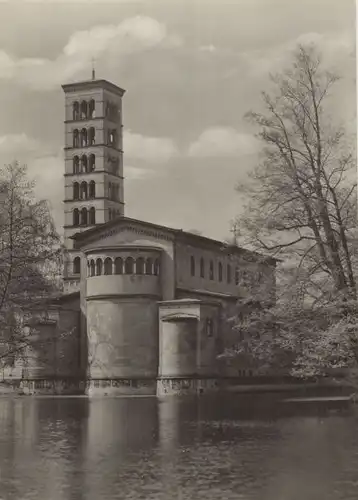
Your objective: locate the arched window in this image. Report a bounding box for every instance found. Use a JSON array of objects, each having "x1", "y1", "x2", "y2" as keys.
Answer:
[
  {"x1": 116, "y1": 185, "x2": 120, "y2": 201},
  {"x1": 209, "y1": 260, "x2": 214, "y2": 280},
  {"x1": 108, "y1": 182, "x2": 112, "y2": 199},
  {"x1": 80, "y1": 181, "x2": 87, "y2": 200},
  {"x1": 73, "y1": 208, "x2": 79, "y2": 226},
  {"x1": 73, "y1": 257, "x2": 81, "y2": 275},
  {"x1": 114, "y1": 257, "x2": 123, "y2": 274},
  {"x1": 124, "y1": 257, "x2": 134, "y2": 274},
  {"x1": 89, "y1": 99, "x2": 95, "y2": 118},
  {"x1": 90, "y1": 260, "x2": 95, "y2": 277},
  {"x1": 95, "y1": 258, "x2": 102, "y2": 276},
  {"x1": 218, "y1": 262, "x2": 223, "y2": 282},
  {"x1": 81, "y1": 155, "x2": 88, "y2": 173},
  {"x1": 73, "y1": 156, "x2": 80, "y2": 174},
  {"x1": 227, "y1": 264, "x2": 232, "y2": 284},
  {"x1": 200, "y1": 257, "x2": 205, "y2": 278},
  {"x1": 80, "y1": 207, "x2": 87, "y2": 226},
  {"x1": 87, "y1": 261, "x2": 90, "y2": 278},
  {"x1": 190, "y1": 256, "x2": 195, "y2": 277},
  {"x1": 80, "y1": 101, "x2": 87, "y2": 120},
  {"x1": 104, "y1": 257, "x2": 113, "y2": 275},
  {"x1": 89, "y1": 154, "x2": 95, "y2": 171},
  {"x1": 73, "y1": 129, "x2": 79, "y2": 148},
  {"x1": 136, "y1": 257, "x2": 145, "y2": 275},
  {"x1": 235, "y1": 267, "x2": 239, "y2": 285},
  {"x1": 153, "y1": 258, "x2": 160, "y2": 276},
  {"x1": 80, "y1": 128, "x2": 87, "y2": 147},
  {"x1": 145, "y1": 258, "x2": 153, "y2": 275},
  {"x1": 72, "y1": 101, "x2": 79, "y2": 121},
  {"x1": 89, "y1": 127, "x2": 95, "y2": 146},
  {"x1": 89, "y1": 181, "x2": 95, "y2": 199},
  {"x1": 73, "y1": 182, "x2": 79, "y2": 200},
  {"x1": 89, "y1": 207, "x2": 96, "y2": 225}
]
